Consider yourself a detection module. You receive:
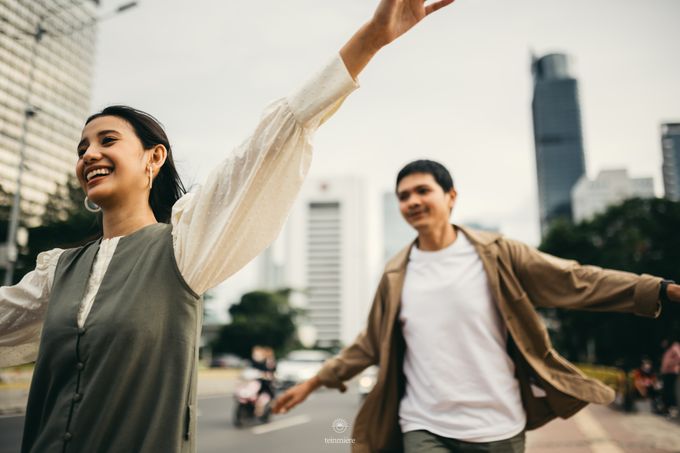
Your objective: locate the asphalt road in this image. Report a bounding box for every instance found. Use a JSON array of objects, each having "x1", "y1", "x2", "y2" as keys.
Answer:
[
  {"x1": 3, "y1": 387, "x2": 680, "y2": 452},
  {"x1": 0, "y1": 388, "x2": 363, "y2": 453}
]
